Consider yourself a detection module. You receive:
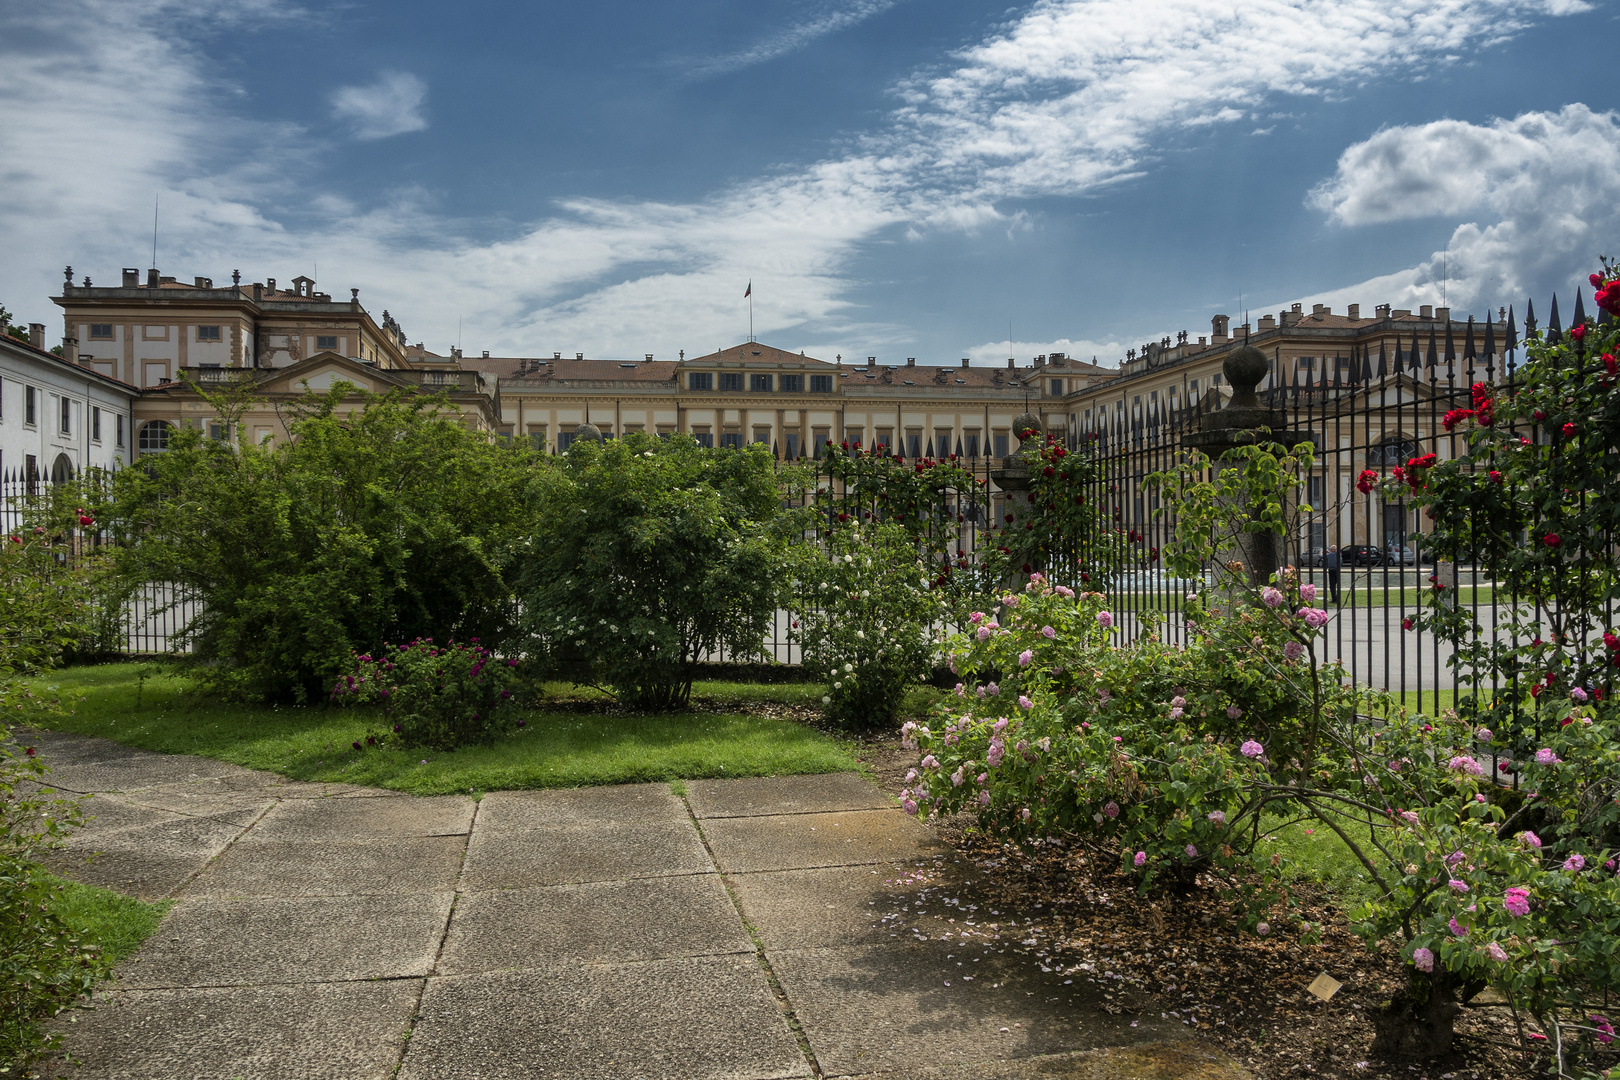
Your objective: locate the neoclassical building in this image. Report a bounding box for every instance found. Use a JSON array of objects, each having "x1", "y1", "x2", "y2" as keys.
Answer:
[{"x1": 45, "y1": 262, "x2": 1493, "y2": 553}]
